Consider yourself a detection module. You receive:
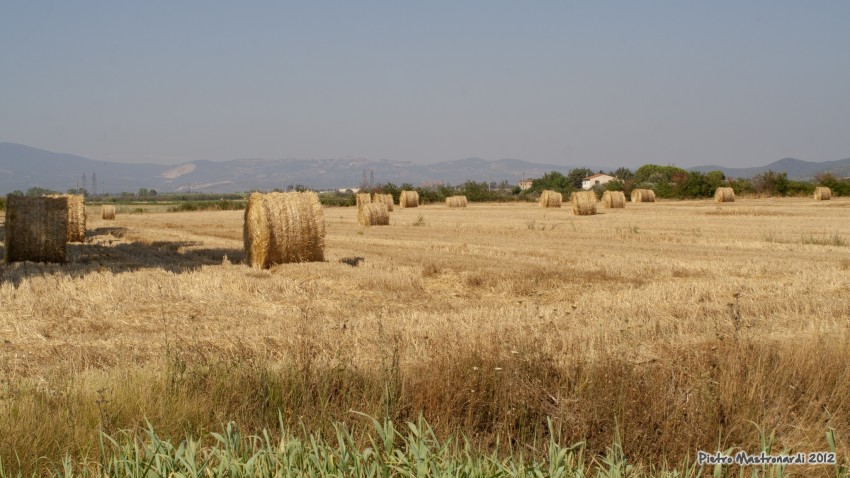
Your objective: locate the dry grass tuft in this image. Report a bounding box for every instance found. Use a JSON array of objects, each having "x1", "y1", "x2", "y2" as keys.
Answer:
[
  {"x1": 539, "y1": 190, "x2": 562, "y2": 208},
  {"x1": 102, "y1": 205, "x2": 116, "y2": 220},
  {"x1": 399, "y1": 190, "x2": 419, "y2": 208},
  {"x1": 4, "y1": 195, "x2": 69, "y2": 263},
  {"x1": 445, "y1": 196, "x2": 468, "y2": 208},
  {"x1": 358, "y1": 203, "x2": 390, "y2": 226},
  {"x1": 243, "y1": 191, "x2": 325, "y2": 269},
  {"x1": 372, "y1": 193, "x2": 394, "y2": 212},
  {"x1": 570, "y1": 191, "x2": 597, "y2": 215},
  {"x1": 601, "y1": 190, "x2": 626, "y2": 208},
  {"x1": 714, "y1": 187, "x2": 736, "y2": 203},
  {"x1": 630, "y1": 189, "x2": 656, "y2": 203},
  {"x1": 814, "y1": 186, "x2": 832, "y2": 201}
]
